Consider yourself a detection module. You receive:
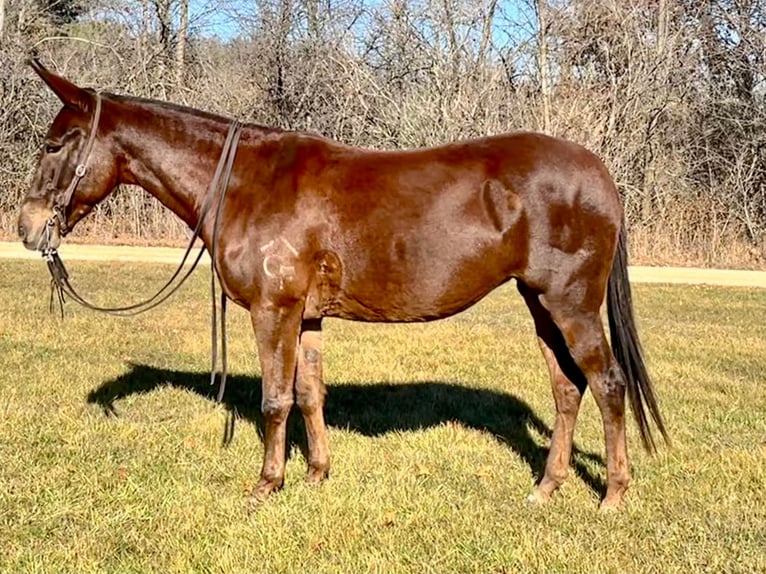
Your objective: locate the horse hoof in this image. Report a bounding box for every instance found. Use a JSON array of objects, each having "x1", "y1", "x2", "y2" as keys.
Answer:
[
  {"x1": 598, "y1": 498, "x2": 624, "y2": 512},
  {"x1": 306, "y1": 466, "x2": 329, "y2": 486},
  {"x1": 246, "y1": 494, "x2": 265, "y2": 513},
  {"x1": 248, "y1": 477, "x2": 282, "y2": 505},
  {"x1": 526, "y1": 488, "x2": 551, "y2": 505}
]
